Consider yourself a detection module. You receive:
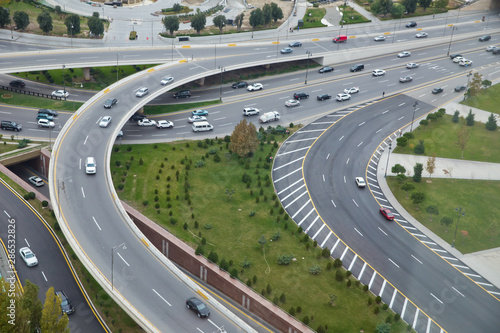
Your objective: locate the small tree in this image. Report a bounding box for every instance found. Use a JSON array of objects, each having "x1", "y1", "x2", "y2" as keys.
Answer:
[
  {"x1": 419, "y1": 119, "x2": 429, "y2": 132},
  {"x1": 410, "y1": 192, "x2": 425, "y2": 208},
  {"x1": 225, "y1": 189, "x2": 235, "y2": 200},
  {"x1": 481, "y1": 79, "x2": 491, "y2": 90},
  {"x1": 426, "y1": 205, "x2": 439, "y2": 220},
  {"x1": 262, "y1": 3, "x2": 273, "y2": 27},
  {"x1": 172, "y1": 3, "x2": 182, "y2": 12},
  {"x1": 13, "y1": 11, "x2": 30, "y2": 31},
  {"x1": 249, "y1": 8, "x2": 264, "y2": 30},
  {"x1": 396, "y1": 136, "x2": 408, "y2": 147},
  {"x1": 426, "y1": 153, "x2": 436, "y2": 177},
  {"x1": 452, "y1": 110, "x2": 460, "y2": 123},
  {"x1": 390, "y1": 3, "x2": 405, "y2": 17},
  {"x1": 0, "y1": 7, "x2": 11, "y2": 28},
  {"x1": 229, "y1": 119, "x2": 258, "y2": 157},
  {"x1": 190, "y1": 10, "x2": 206, "y2": 34},
  {"x1": 418, "y1": 0, "x2": 433, "y2": 11},
  {"x1": 468, "y1": 72, "x2": 483, "y2": 99},
  {"x1": 414, "y1": 140, "x2": 425, "y2": 154},
  {"x1": 440, "y1": 216, "x2": 453, "y2": 232},
  {"x1": 392, "y1": 164, "x2": 406, "y2": 174},
  {"x1": 402, "y1": 0, "x2": 418, "y2": 13},
  {"x1": 40, "y1": 287, "x2": 69, "y2": 332},
  {"x1": 163, "y1": 15, "x2": 179, "y2": 36},
  {"x1": 37, "y1": 11, "x2": 53, "y2": 34},
  {"x1": 401, "y1": 182, "x2": 415, "y2": 198},
  {"x1": 413, "y1": 163, "x2": 423, "y2": 183},
  {"x1": 234, "y1": 13, "x2": 244, "y2": 31},
  {"x1": 213, "y1": 14, "x2": 226, "y2": 35},
  {"x1": 270, "y1": 3, "x2": 283, "y2": 22},
  {"x1": 87, "y1": 16, "x2": 104, "y2": 36},
  {"x1": 485, "y1": 113, "x2": 497, "y2": 131},
  {"x1": 65, "y1": 14, "x2": 81, "y2": 35},
  {"x1": 455, "y1": 124, "x2": 469, "y2": 159},
  {"x1": 465, "y1": 110, "x2": 475, "y2": 126},
  {"x1": 258, "y1": 235, "x2": 266, "y2": 248}
]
